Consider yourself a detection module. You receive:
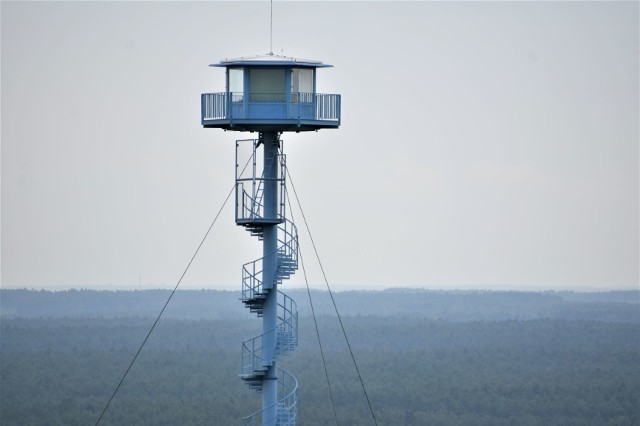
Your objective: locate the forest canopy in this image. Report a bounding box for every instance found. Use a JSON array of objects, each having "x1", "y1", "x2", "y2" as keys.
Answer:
[{"x1": 1, "y1": 289, "x2": 638, "y2": 425}]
